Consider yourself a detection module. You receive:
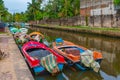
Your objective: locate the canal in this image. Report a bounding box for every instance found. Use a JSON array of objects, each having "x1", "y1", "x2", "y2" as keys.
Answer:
[{"x1": 31, "y1": 27, "x2": 120, "y2": 80}]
